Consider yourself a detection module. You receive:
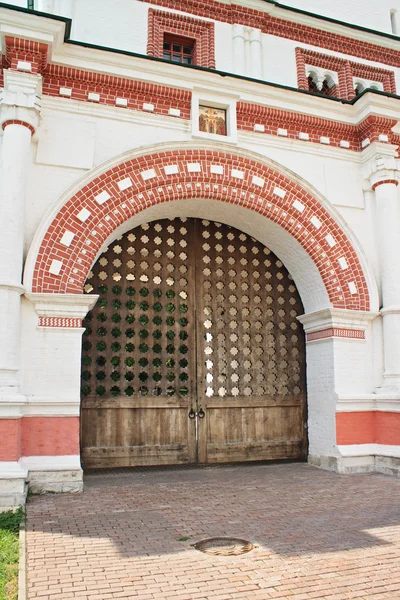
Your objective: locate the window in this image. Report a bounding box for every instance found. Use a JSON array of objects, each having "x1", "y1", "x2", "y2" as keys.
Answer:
[
  {"x1": 147, "y1": 9, "x2": 215, "y2": 69},
  {"x1": 163, "y1": 35, "x2": 195, "y2": 65}
]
